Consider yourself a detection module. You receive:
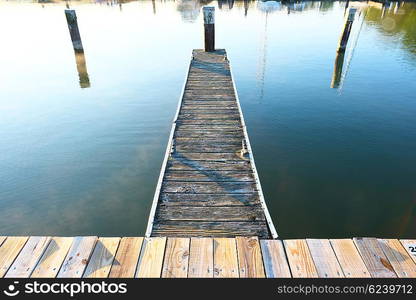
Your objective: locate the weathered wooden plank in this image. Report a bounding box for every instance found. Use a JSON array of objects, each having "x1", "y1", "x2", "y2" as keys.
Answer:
[
  {"x1": 306, "y1": 239, "x2": 344, "y2": 278},
  {"x1": 170, "y1": 152, "x2": 245, "y2": 161},
  {"x1": 236, "y1": 236, "x2": 265, "y2": 278},
  {"x1": 175, "y1": 145, "x2": 240, "y2": 153},
  {"x1": 260, "y1": 240, "x2": 291, "y2": 278},
  {"x1": 213, "y1": 238, "x2": 239, "y2": 278},
  {"x1": 400, "y1": 240, "x2": 416, "y2": 265},
  {"x1": 83, "y1": 237, "x2": 120, "y2": 278},
  {"x1": 176, "y1": 119, "x2": 241, "y2": 125},
  {"x1": 167, "y1": 159, "x2": 251, "y2": 171},
  {"x1": 179, "y1": 113, "x2": 240, "y2": 120},
  {"x1": 160, "y1": 193, "x2": 259, "y2": 206},
  {"x1": 109, "y1": 237, "x2": 143, "y2": 278},
  {"x1": 161, "y1": 182, "x2": 257, "y2": 194},
  {"x1": 31, "y1": 237, "x2": 73, "y2": 278},
  {"x1": 330, "y1": 239, "x2": 370, "y2": 278},
  {"x1": 0, "y1": 237, "x2": 29, "y2": 277},
  {"x1": 164, "y1": 170, "x2": 253, "y2": 182},
  {"x1": 5, "y1": 236, "x2": 51, "y2": 278},
  {"x1": 378, "y1": 239, "x2": 416, "y2": 278},
  {"x1": 284, "y1": 239, "x2": 318, "y2": 278},
  {"x1": 175, "y1": 131, "x2": 243, "y2": 139},
  {"x1": 353, "y1": 238, "x2": 397, "y2": 278},
  {"x1": 57, "y1": 236, "x2": 97, "y2": 278},
  {"x1": 162, "y1": 238, "x2": 190, "y2": 278},
  {"x1": 156, "y1": 206, "x2": 265, "y2": 222},
  {"x1": 136, "y1": 237, "x2": 166, "y2": 278},
  {"x1": 188, "y1": 238, "x2": 213, "y2": 278},
  {"x1": 175, "y1": 137, "x2": 242, "y2": 144},
  {"x1": 152, "y1": 221, "x2": 269, "y2": 238}
]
